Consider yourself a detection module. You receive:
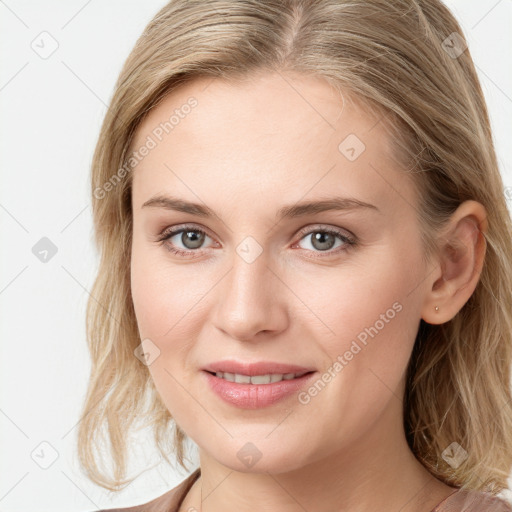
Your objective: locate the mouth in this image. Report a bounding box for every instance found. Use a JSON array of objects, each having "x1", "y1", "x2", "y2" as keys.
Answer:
[
  {"x1": 204, "y1": 370, "x2": 314, "y2": 384},
  {"x1": 202, "y1": 359, "x2": 316, "y2": 377},
  {"x1": 202, "y1": 365, "x2": 317, "y2": 409}
]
